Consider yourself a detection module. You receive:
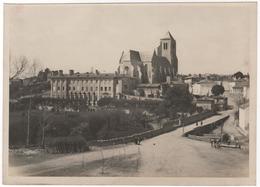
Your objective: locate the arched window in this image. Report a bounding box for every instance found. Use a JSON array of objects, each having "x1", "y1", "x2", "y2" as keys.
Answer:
[{"x1": 124, "y1": 66, "x2": 129, "y2": 74}]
